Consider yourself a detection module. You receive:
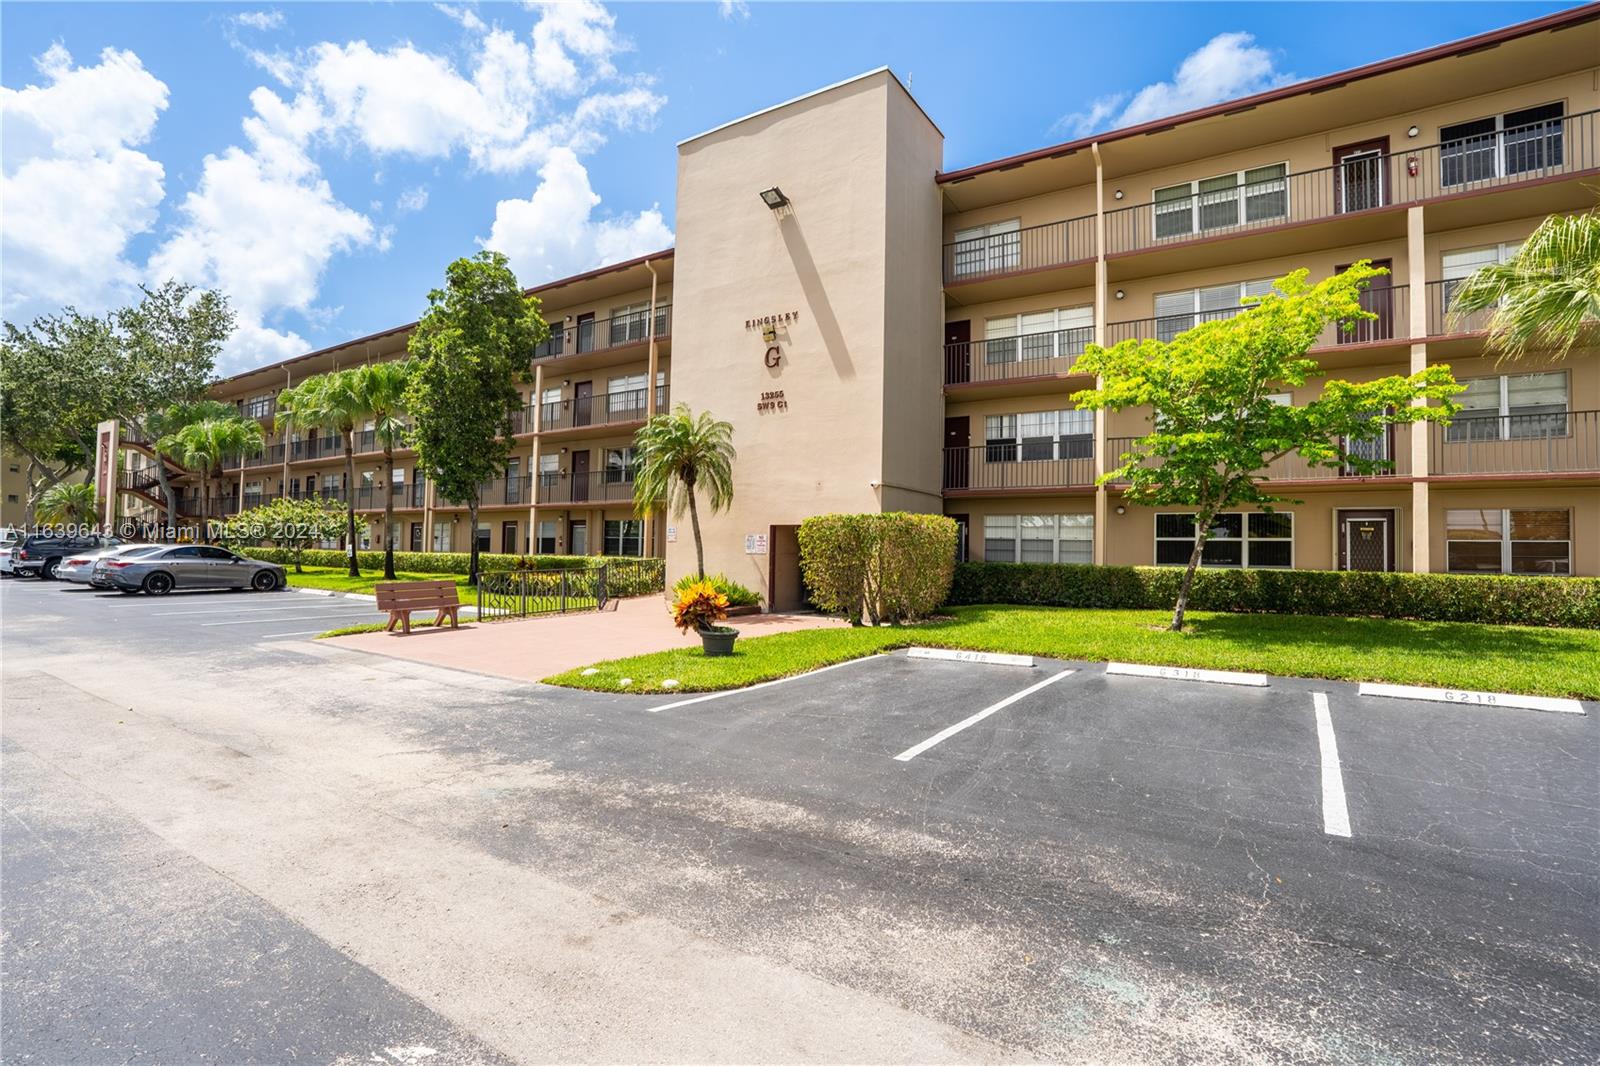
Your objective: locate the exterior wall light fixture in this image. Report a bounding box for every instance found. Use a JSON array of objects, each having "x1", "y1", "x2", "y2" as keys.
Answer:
[
  {"x1": 1114, "y1": 289, "x2": 1126, "y2": 300},
  {"x1": 1113, "y1": 189, "x2": 1124, "y2": 200},
  {"x1": 1407, "y1": 125, "x2": 1420, "y2": 138},
  {"x1": 759, "y1": 187, "x2": 790, "y2": 210},
  {"x1": 1115, "y1": 505, "x2": 1127, "y2": 515}
]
